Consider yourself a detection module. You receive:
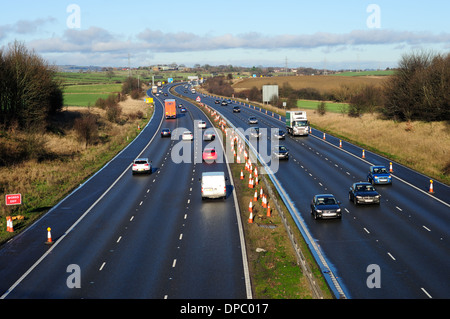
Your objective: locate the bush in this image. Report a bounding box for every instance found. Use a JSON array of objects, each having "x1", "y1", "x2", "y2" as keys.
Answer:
[
  {"x1": 0, "y1": 41, "x2": 63, "y2": 130},
  {"x1": 317, "y1": 102, "x2": 326, "y2": 116},
  {"x1": 106, "y1": 104, "x2": 122, "y2": 123},
  {"x1": 74, "y1": 113, "x2": 98, "y2": 148},
  {"x1": 383, "y1": 51, "x2": 450, "y2": 121}
]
